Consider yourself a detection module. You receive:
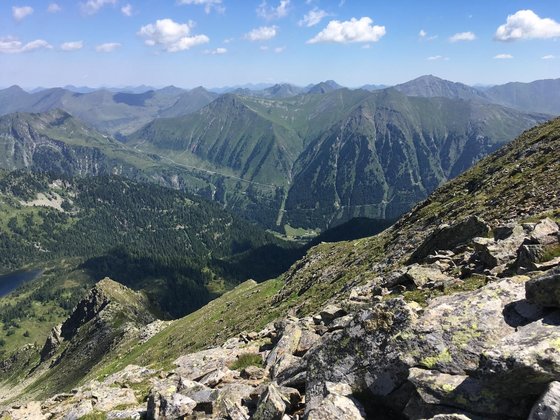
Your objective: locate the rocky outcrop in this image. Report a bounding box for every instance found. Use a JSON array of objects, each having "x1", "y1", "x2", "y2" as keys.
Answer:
[
  {"x1": 409, "y1": 216, "x2": 489, "y2": 263},
  {"x1": 4, "y1": 215, "x2": 560, "y2": 419}
]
